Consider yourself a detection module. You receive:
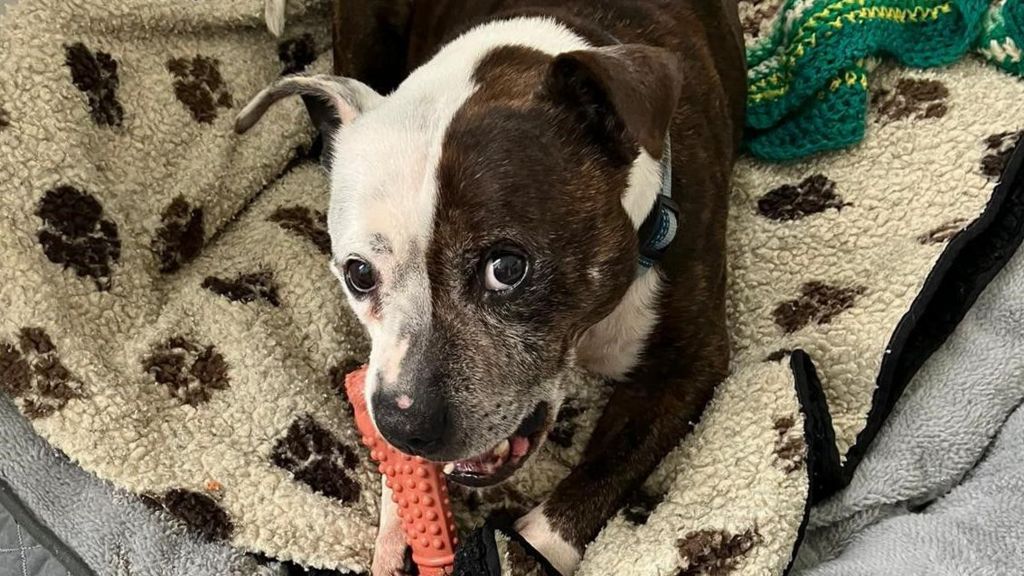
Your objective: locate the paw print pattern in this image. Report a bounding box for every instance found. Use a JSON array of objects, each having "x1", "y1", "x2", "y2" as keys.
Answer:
[
  {"x1": 36, "y1": 185, "x2": 121, "y2": 290},
  {"x1": 142, "y1": 336, "x2": 230, "y2": 406},
  {"x1": 143, "y1": 489, "x2": 234, "y2": 542},
  {"x1": 981, "y1": 130, "x2": 1023, "y2": 180},
  {"x1": 64, "y1": 42, "x2": 124, "y2": 127},
  {"x1": 166, "y1": 55, "x2": 234, "y2": 123},
  {"x1": 278, "y1": 34, "x2": 317, "y2": 75},
  {"x1": 153, "y1": 196, "x2": 204, "y2": 273},
  {"x1": 547, "y1": 399, "x2": 585, "y2": 448},
  {"x1": 505, "y1": 538, "x2": 545, "y2": 576},
  {"x1": 249, "y1": 554, "x2": 363, "y2": 576},
  {"x1": 757, "y1": 174, "x2": 847, "y2": 221},
  {"x1": 268, "y1": 206, "x2": 331, "y2": 255},
  {"x1": 872, "y1": 78, "x2": 949, "y2": 125},
  {"x1": 763, "y1": 349, "x2": 792, "y2": 362},
  {"x1": 677, "y1": 528, "x2": 762, "y2": 576},
  {"x1": 772, "y1": 416, "x2": 805, "y2": 473},
  {"x1": 271, "y1": 415, "x2": 362, "y2": 503},
  {"x1": 202, "y1": 271, "x2": 281, "y2": 306},
  {"x1": 738, "y1": 0, "x2": 784, "y2": 40},
  {"x1": 772, "y1": 281, "x2": 866, "y2": 333},
  {"x1": 0, "y1": 327, "x2": 87, "y2": 419}
]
